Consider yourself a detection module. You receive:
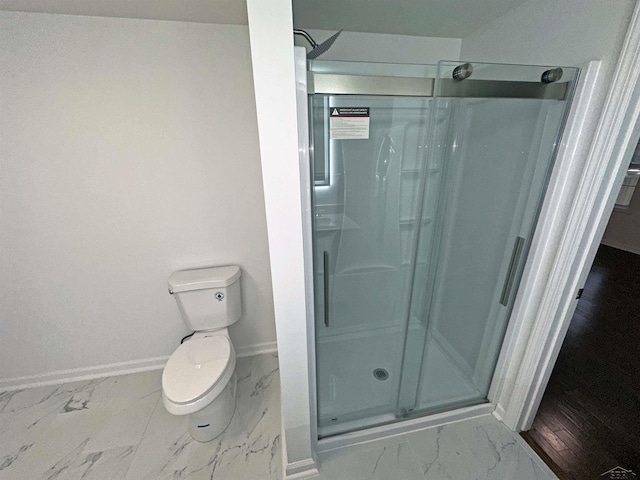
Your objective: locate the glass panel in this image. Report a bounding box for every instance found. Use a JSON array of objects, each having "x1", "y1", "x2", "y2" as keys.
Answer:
[
  {"x1": 397, "y1": 61, "x2": 578, "y2": 417},
  {"x1": 312, "y1": 93, "x2": 432, "y2": 436},
  {"x1": 310, "y1": 59, "x2": 578, "y2": 438}
]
